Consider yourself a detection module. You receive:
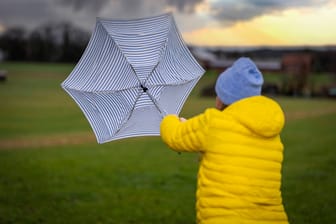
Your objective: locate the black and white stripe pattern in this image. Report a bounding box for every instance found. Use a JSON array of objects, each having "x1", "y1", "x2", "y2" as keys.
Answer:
[{"x1": 61, "y1": 13, "x2": 204, "y2": 143}]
